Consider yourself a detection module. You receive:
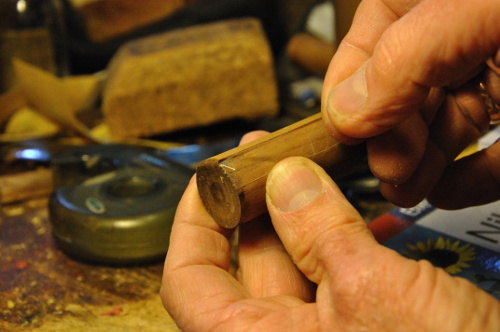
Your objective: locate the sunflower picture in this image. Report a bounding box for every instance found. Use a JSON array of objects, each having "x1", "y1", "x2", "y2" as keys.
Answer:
[{"x1": 403, "y1": 237, "x2": 476, "y2": 274}]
